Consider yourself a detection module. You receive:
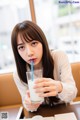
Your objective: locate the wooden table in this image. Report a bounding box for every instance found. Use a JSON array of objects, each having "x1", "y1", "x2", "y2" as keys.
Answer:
[{"x1": 23, "y1": 103, "x2": 80, "y2": 120}]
